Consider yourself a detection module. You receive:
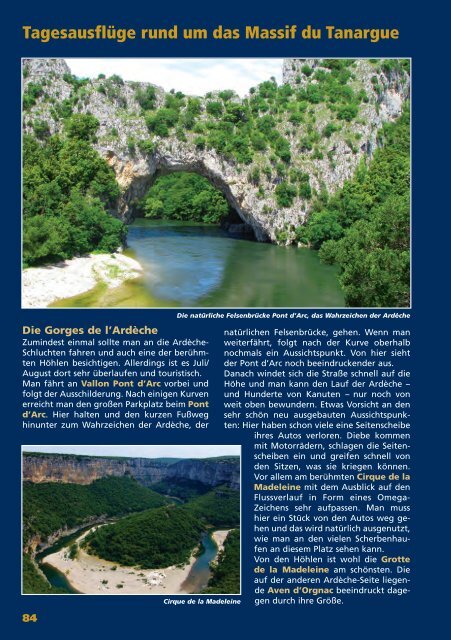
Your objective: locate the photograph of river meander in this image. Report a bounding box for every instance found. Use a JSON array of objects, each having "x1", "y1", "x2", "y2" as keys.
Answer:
[{"x1": 22, "y1": 445, "x2": 241, "y2": 595}]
